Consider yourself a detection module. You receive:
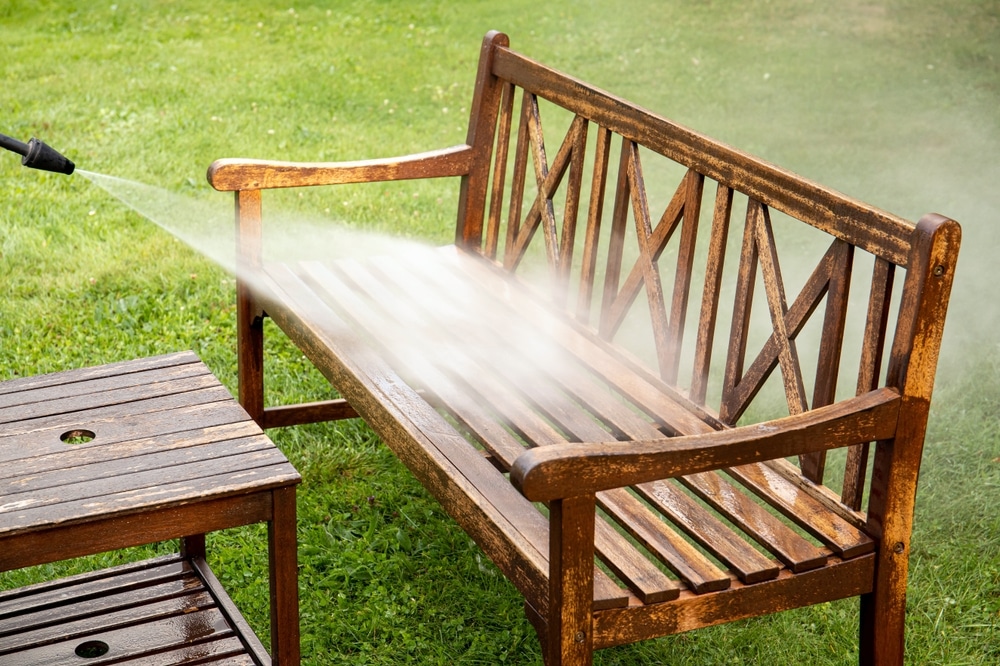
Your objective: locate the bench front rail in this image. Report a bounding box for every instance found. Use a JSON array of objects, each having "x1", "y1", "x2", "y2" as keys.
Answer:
[{"x1": 209, "y1": 31, "x2": 961, "y2": 666}]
